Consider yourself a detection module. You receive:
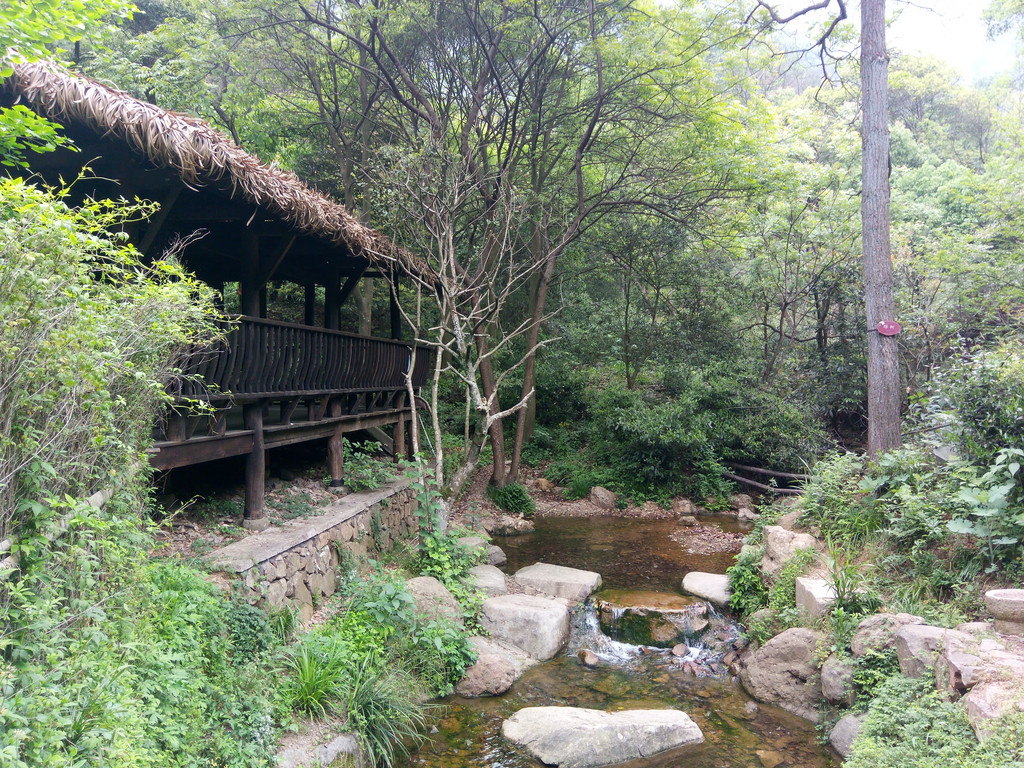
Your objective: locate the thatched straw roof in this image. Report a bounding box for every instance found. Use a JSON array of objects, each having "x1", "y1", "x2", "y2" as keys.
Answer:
[{"x1": 3, "y1": 60, "x2": 430, "y2": 278}]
